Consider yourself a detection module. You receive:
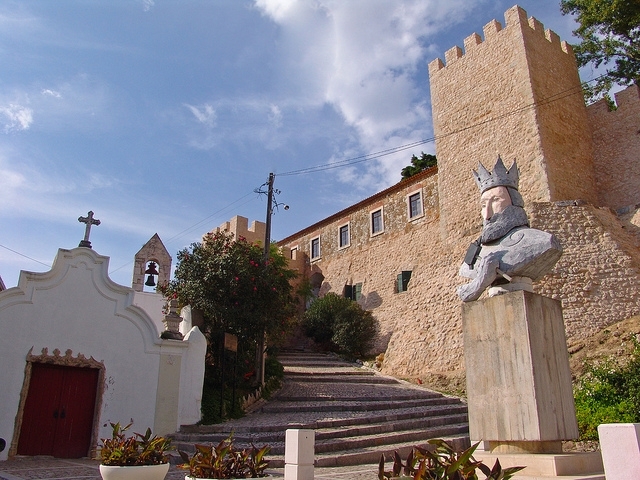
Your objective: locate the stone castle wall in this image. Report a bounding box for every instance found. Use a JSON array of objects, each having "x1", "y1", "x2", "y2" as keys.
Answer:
[
  {"x1": 588, "y1": 86, "x2": 640, "y2": 210},
  {"x1": 278, "y1": 6, "x2": 640, "y2": 389},
  {"x1": 210, "y1": 215, "x2": 267, "y2": 246},
  {"x1": 429, "y1": 6, "x2": 597, "y2": 242},
  {"x1": 532, "y1": 202, "x2": 640, "y2": 339}
]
